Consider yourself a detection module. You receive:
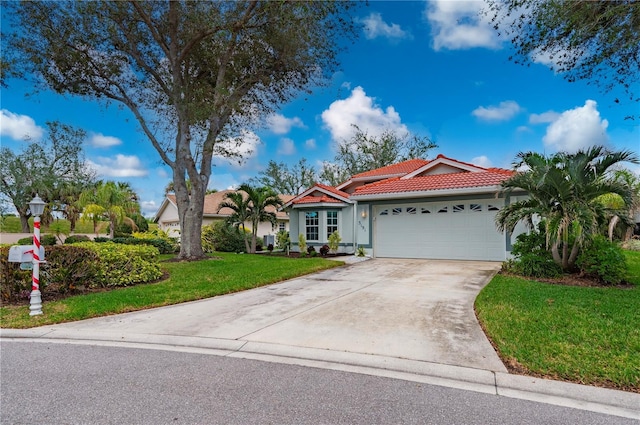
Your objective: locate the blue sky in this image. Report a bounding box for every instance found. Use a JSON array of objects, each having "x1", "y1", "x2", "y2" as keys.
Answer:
[{"x1": 2, "y1": 1, "x2": 638, "y2": 217}]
